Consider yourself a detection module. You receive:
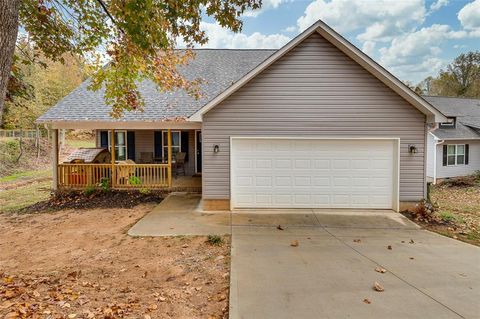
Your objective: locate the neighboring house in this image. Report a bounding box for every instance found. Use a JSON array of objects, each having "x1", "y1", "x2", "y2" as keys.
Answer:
[
  {"x1": 37, "y1": 20, "x2": 447, "y2": 212},
  {"x1": 424, "y1": 96, "x2": 480, "y2": 184}
]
